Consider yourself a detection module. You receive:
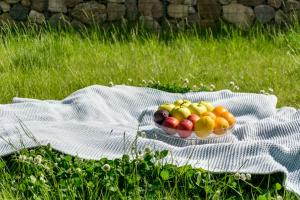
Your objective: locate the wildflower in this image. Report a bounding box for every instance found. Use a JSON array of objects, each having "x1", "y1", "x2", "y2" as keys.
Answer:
[
  {"x1": 268, "y1": 88, "x2": 274, "y2": 93},
  {"x1": 102, "y1": 164, "x2": 111, "y2": 172},
  {"x1": 148, "y1": 80, "x2": 154, "y2": 85},
  {"x1": 234, "y1": 173, "x2": 240, "y2": 180},
  {"x1": 76, "y1": 168, "x2": 82, "y2": 174},
  {"x1": 183, "y1": 78, "x2": 189, "y2": 85},
  {"x1": 233, "y1": 85, "x2": 240, "y2": 91},
  {"x1": 40, "y1": 174, "x2": 46, "y2": 183},
  {"x1": 30, "y1": 175, "x2": 37, "y2": 184},
  {"x1": 144, "y1": 146, "x2": 152, "y2": 153},
  {"x1": 18, "y1": 155, "x2": 27, "y2": 162},
  {"x1": 34, "y1": 155, "x2": 43, "y2": 164},
  {"x1": 276, "y1": 195, "x2": 283, "y2": 200},
  {"x1": 192, "y1": 85, "x2": 197, "y2": 90},
  {"x1": 199, "y1": 83, "x2": 204, "y2": 88},
  {"x1": 108, "y1": 81, "x2": 114, "y2": 87},
  {"x1": 66, "y1": 168, "x2": 72, "y2": 174},
  {"x1": 44, "y1": 165, "x2": 50, "y2": 171},
  {"x1": 240, "y1": 173, "x2": 247, "y2": 181},
  {"x1": 246, "y1": 173, "x2": 251, "y2": 180},
  {"x1": 229, "y1": 81, "x2": 235, "y2": 86}
]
